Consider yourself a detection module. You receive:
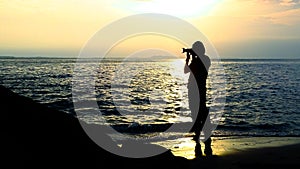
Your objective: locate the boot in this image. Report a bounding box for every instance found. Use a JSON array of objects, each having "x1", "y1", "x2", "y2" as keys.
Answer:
[
  {"x1": 194, "y1": 141, "x2": 202, "y2": 158},
  {"x1": 204, "y1": 137, "x2": 212, "y2": 156}
]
